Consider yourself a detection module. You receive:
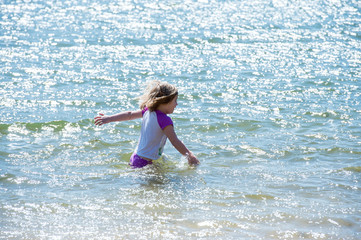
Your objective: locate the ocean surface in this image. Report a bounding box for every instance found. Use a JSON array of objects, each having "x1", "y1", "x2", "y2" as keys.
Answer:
[{"x1": 1, "y1": 0, "x2": 360, "y2": 239}]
